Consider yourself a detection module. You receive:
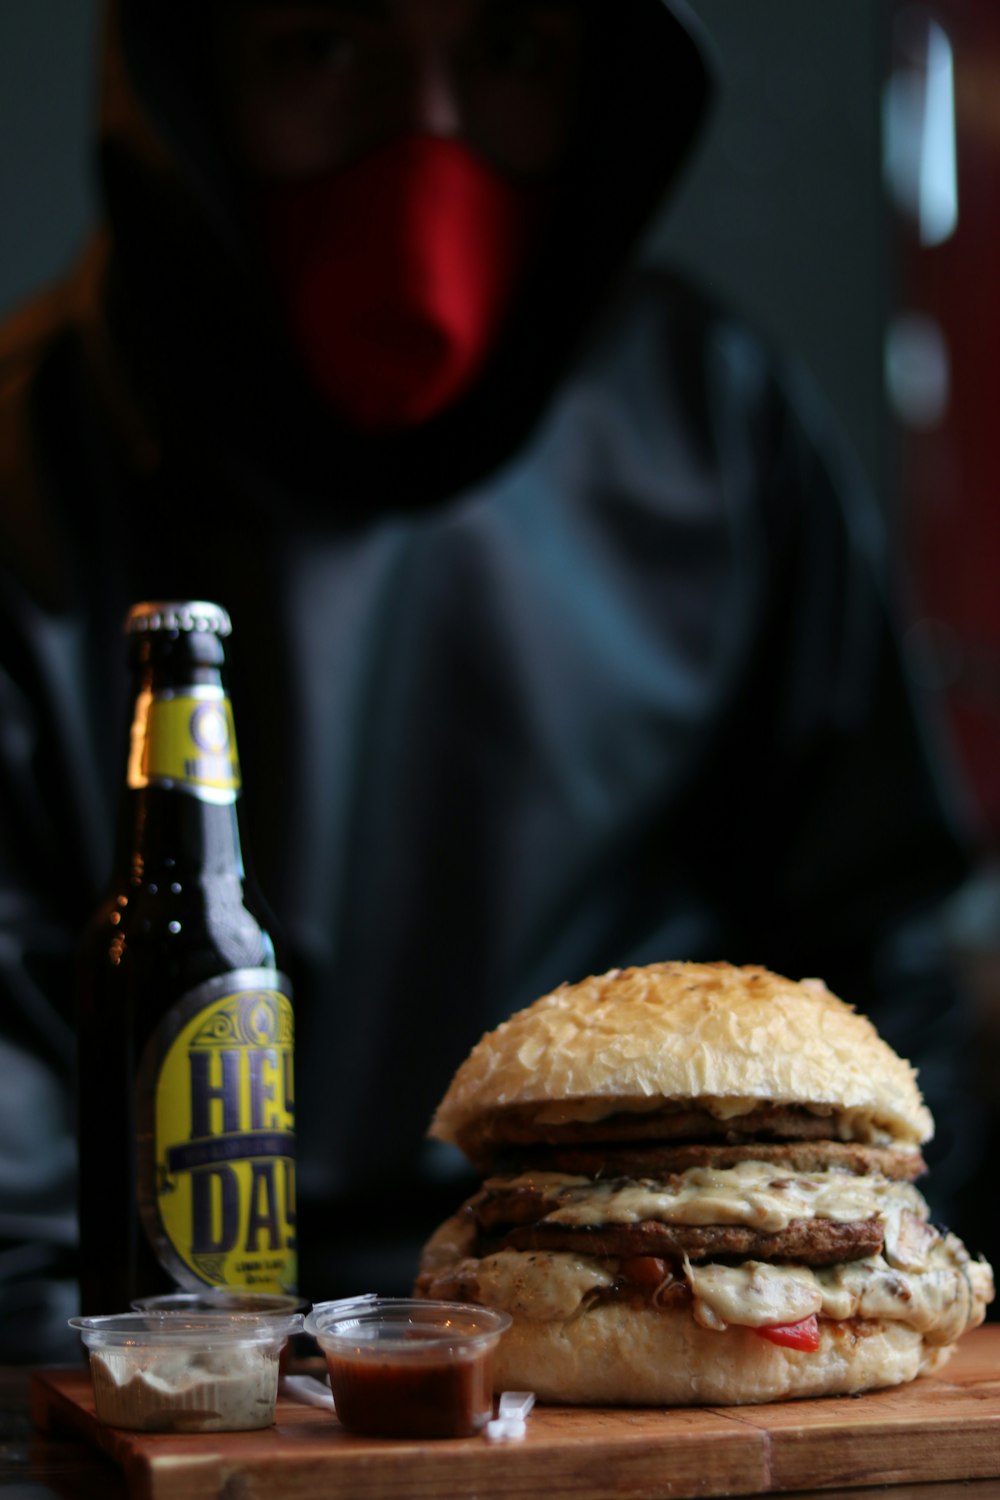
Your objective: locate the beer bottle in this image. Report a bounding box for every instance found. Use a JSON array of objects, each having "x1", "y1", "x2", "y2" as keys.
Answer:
[{"x1": 76, "y1": 600, "x2": 296, "y2": 1312}]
